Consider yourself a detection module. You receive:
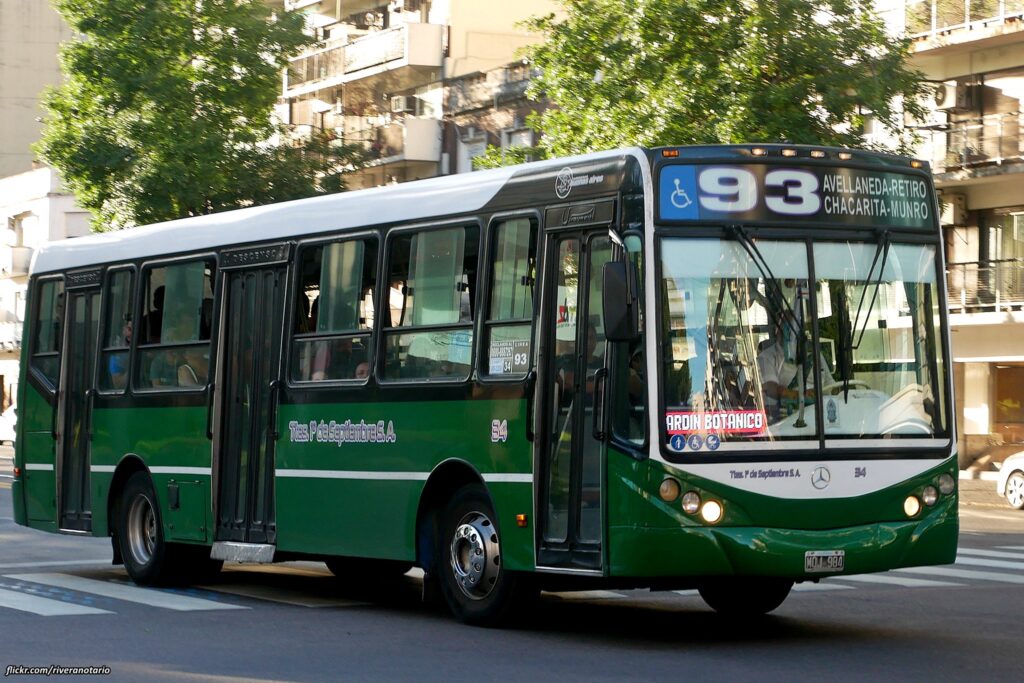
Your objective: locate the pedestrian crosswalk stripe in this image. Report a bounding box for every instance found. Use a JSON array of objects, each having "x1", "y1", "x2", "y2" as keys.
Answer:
[
  {"x1": 954, "y1": 556, "x2": 1024, "y2": 571},
  {"x1": 792, "y1": 581, "x2": 854, "y2": 592},
  {"x1": 833, "y1": 573, "x2": 961, "y2": 588},
  {"x1": 894, "y1": 565, "x2": 1024, "y2": 584},
  {"x1": 996, "y1": 546, "x2": 1024, "y2": 552},
  {"x1": 0, "y1": 588, "x2": 111, "y2": 616},
  {"x1": 957, "y1": 548, "x2": 1024, "y2": 561},
  {"x1": 5, "y1": 573, "x2": 248, "y2": 611},
  {"x1": 672, "y1": 589, "x2": 699, "y2": 597}
]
